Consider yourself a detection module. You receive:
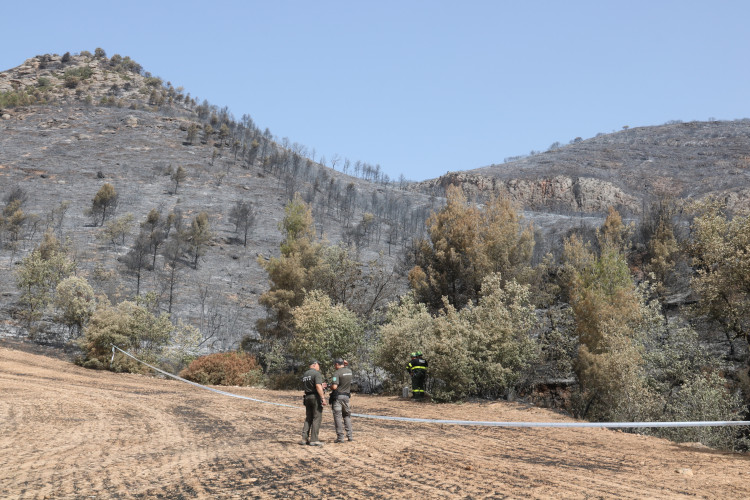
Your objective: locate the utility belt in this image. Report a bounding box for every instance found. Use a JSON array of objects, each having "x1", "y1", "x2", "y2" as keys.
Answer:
[{"x1": 304, "y1": 392, "x2": 319, "y2": 397}]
